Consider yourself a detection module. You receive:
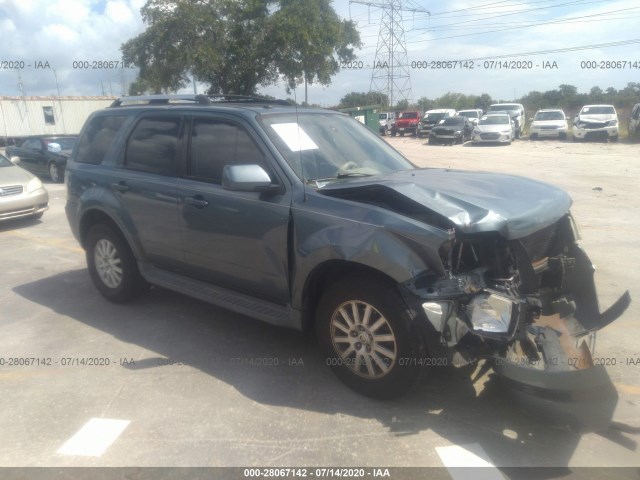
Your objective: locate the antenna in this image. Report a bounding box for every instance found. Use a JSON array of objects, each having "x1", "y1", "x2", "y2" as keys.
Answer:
[
  {"x1": 292, "y1": 87, "x2": 307, "y2": 202},
  {"x1": 350, "y1": 0, "x2": 430, "y2": 108}
]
